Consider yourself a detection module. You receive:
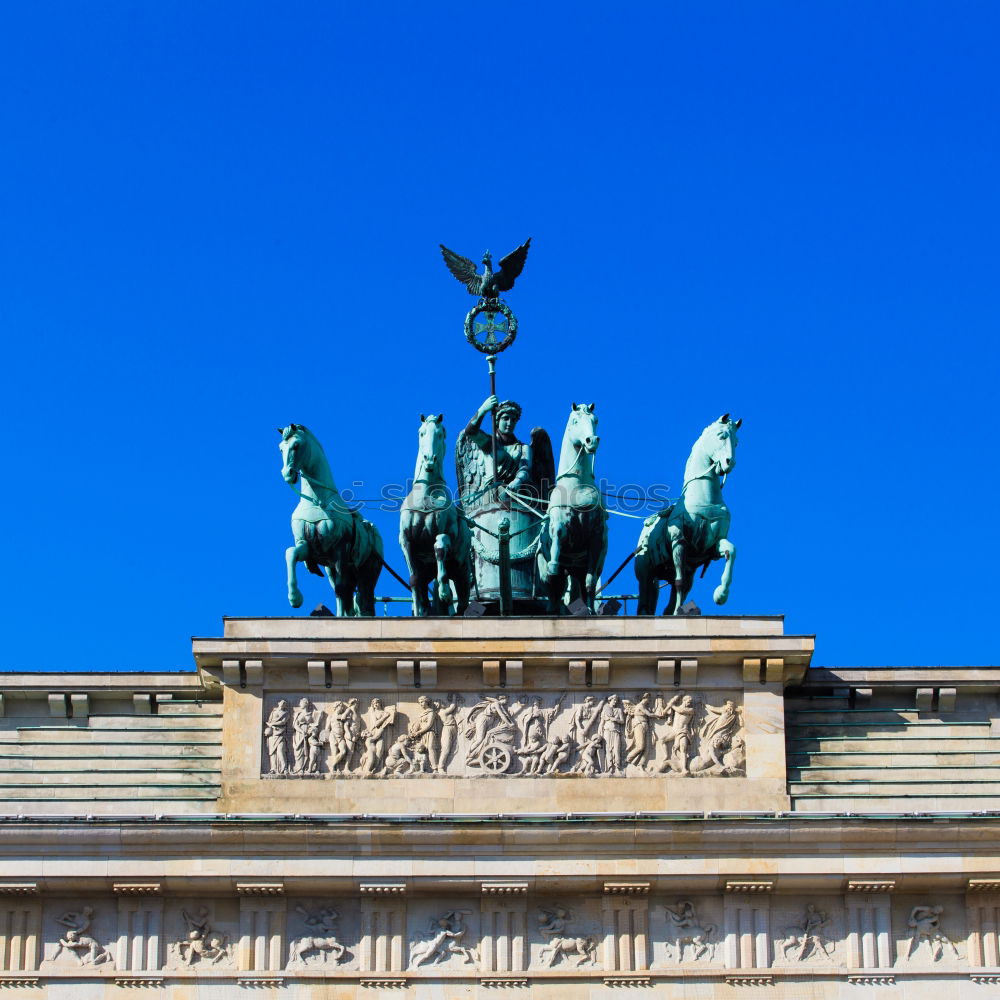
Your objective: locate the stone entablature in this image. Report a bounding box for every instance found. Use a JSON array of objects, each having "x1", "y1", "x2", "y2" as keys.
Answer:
[
  {"x1": 0, "y1": 876, "x2": 995, "y2": 990},
  {"x1": 185, "y1": 615, "x2": 809, "y2": 816}
]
